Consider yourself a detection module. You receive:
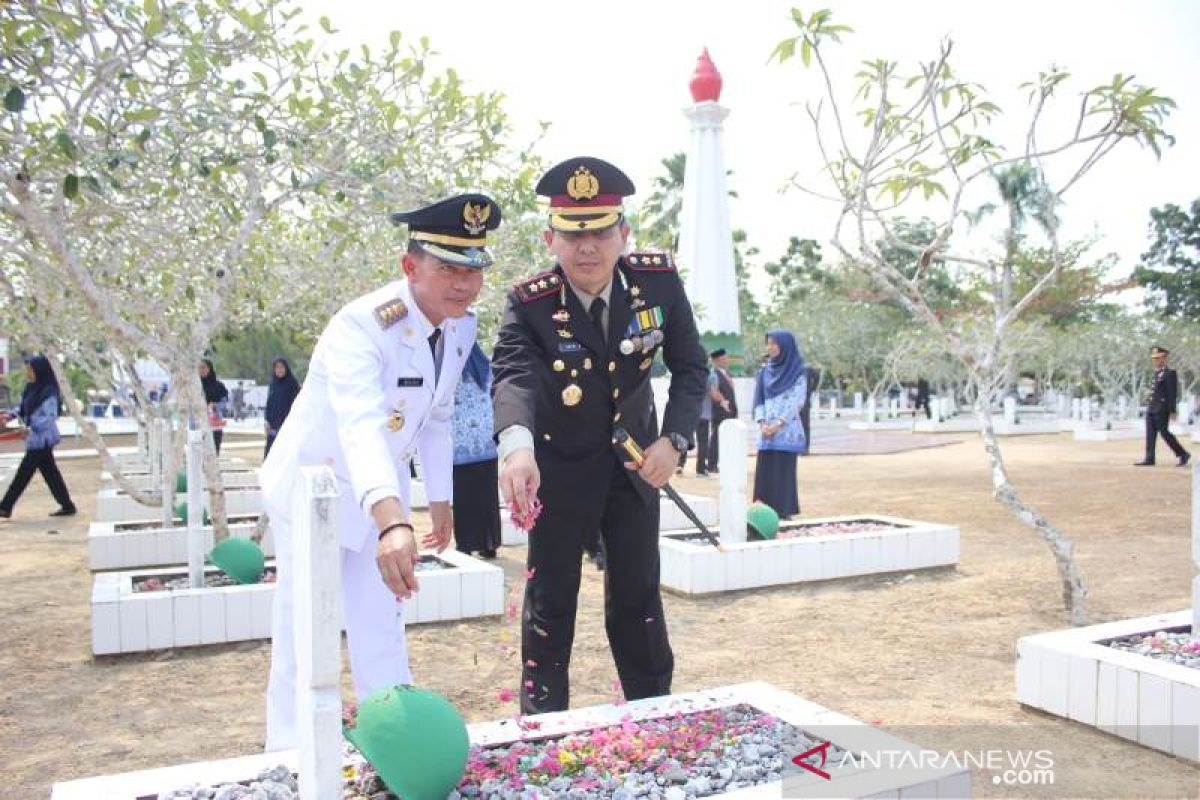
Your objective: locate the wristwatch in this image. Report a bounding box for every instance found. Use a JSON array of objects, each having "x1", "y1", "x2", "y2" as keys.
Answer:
[{"x1": 665, "y1": 432, "x2": 689, "y2": 454}]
